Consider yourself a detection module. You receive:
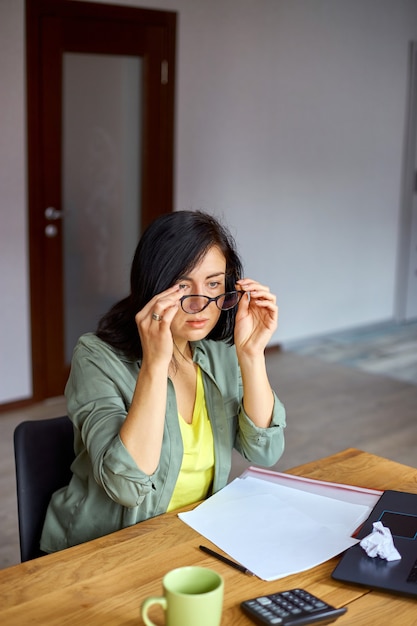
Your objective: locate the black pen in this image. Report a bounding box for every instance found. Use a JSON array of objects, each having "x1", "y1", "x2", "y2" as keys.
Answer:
[{"x1": 199, "y1": 544, "x2": 256, "y2": 576}]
